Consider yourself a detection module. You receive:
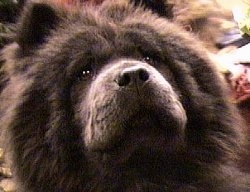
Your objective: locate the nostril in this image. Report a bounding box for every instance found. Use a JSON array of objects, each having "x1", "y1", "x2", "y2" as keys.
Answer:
[
  {"x1": 139, "y1": 69, "x2": 149, "y2": 82},
  {"x1": 117, "y1": 67, "x2": 150, "y2": 87},
  {"x1": 118, "y1": 73, "x2": 131, "y2": 86}
]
